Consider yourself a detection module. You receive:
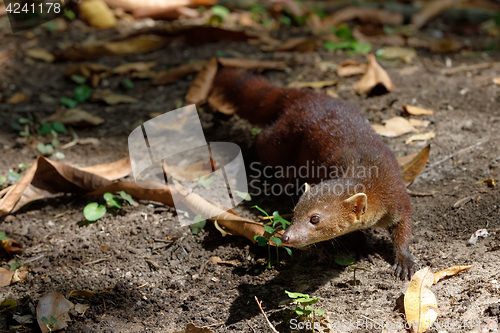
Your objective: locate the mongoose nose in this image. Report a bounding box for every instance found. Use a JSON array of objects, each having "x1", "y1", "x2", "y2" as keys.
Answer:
[{"x1": 281, "y1": 234, "x2": 289, "y2": 244}]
